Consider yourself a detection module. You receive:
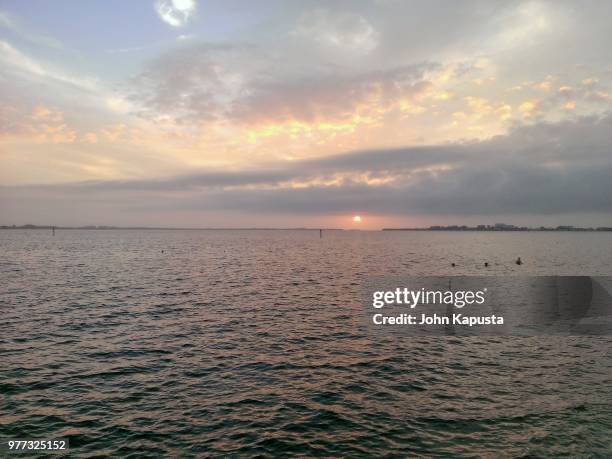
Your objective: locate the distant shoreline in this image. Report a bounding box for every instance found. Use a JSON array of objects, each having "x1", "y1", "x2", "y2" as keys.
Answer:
[
  {"x1": 2, "y1": 224, "x2": 611, "y2": 232},
  {"x1": 0, "y1": 225, "x2": 345, "y2": 231},
  {"x1": 383, "y1": 226, "x2": 612, "y2": 232}
]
